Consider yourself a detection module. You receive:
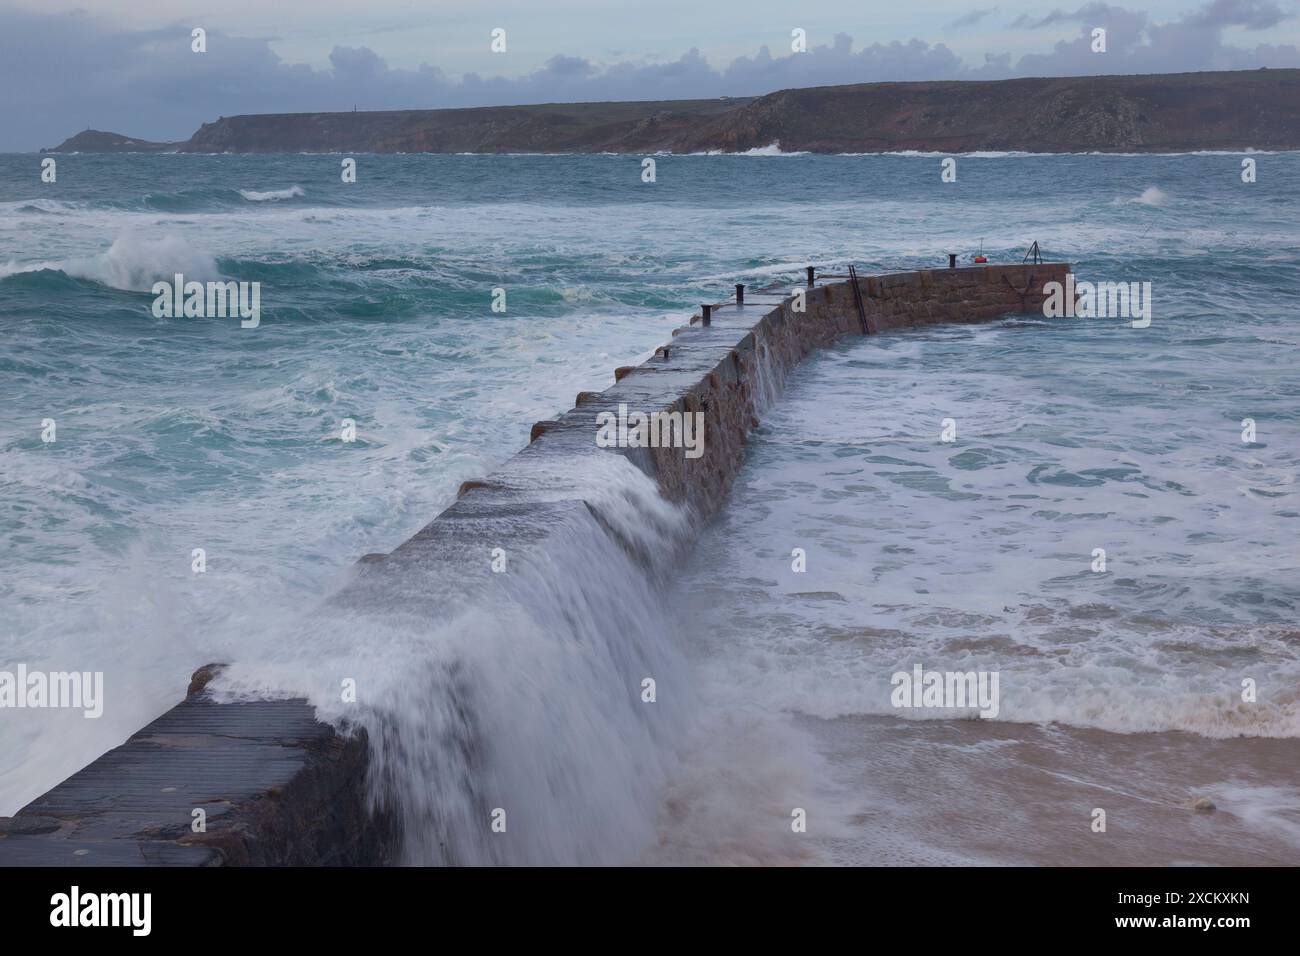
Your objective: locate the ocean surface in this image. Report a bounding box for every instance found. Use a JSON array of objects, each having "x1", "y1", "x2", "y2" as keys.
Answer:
[{"x1": 1, "y1": 151, "x2": 1297, "y2": 863}]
